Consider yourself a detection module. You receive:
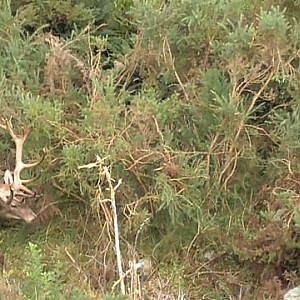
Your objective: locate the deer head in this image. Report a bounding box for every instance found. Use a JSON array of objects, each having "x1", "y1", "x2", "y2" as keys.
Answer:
[
  {"x1": 0, "y1": 199, "x2": 36, "y2": 223},
  {"x1": 0, "y1": 118, "x2": 45, "y2": 223}
]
